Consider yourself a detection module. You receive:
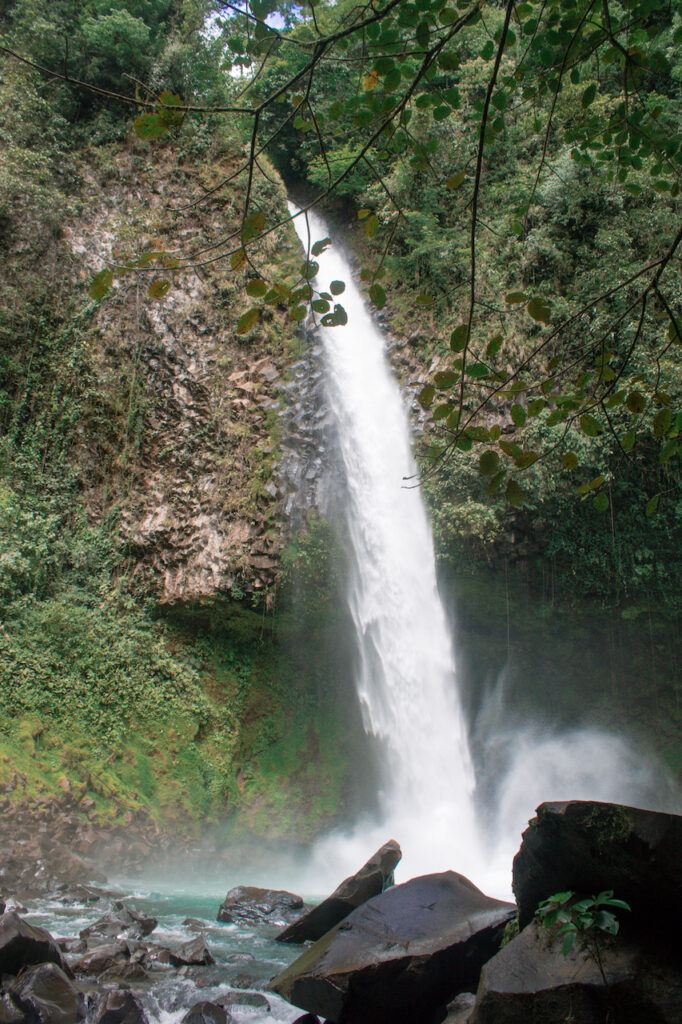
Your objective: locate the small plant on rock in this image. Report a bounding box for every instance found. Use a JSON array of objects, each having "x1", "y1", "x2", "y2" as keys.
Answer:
[{"x1": 536, "y1": 890, "x2": 631, "y2": 987}]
